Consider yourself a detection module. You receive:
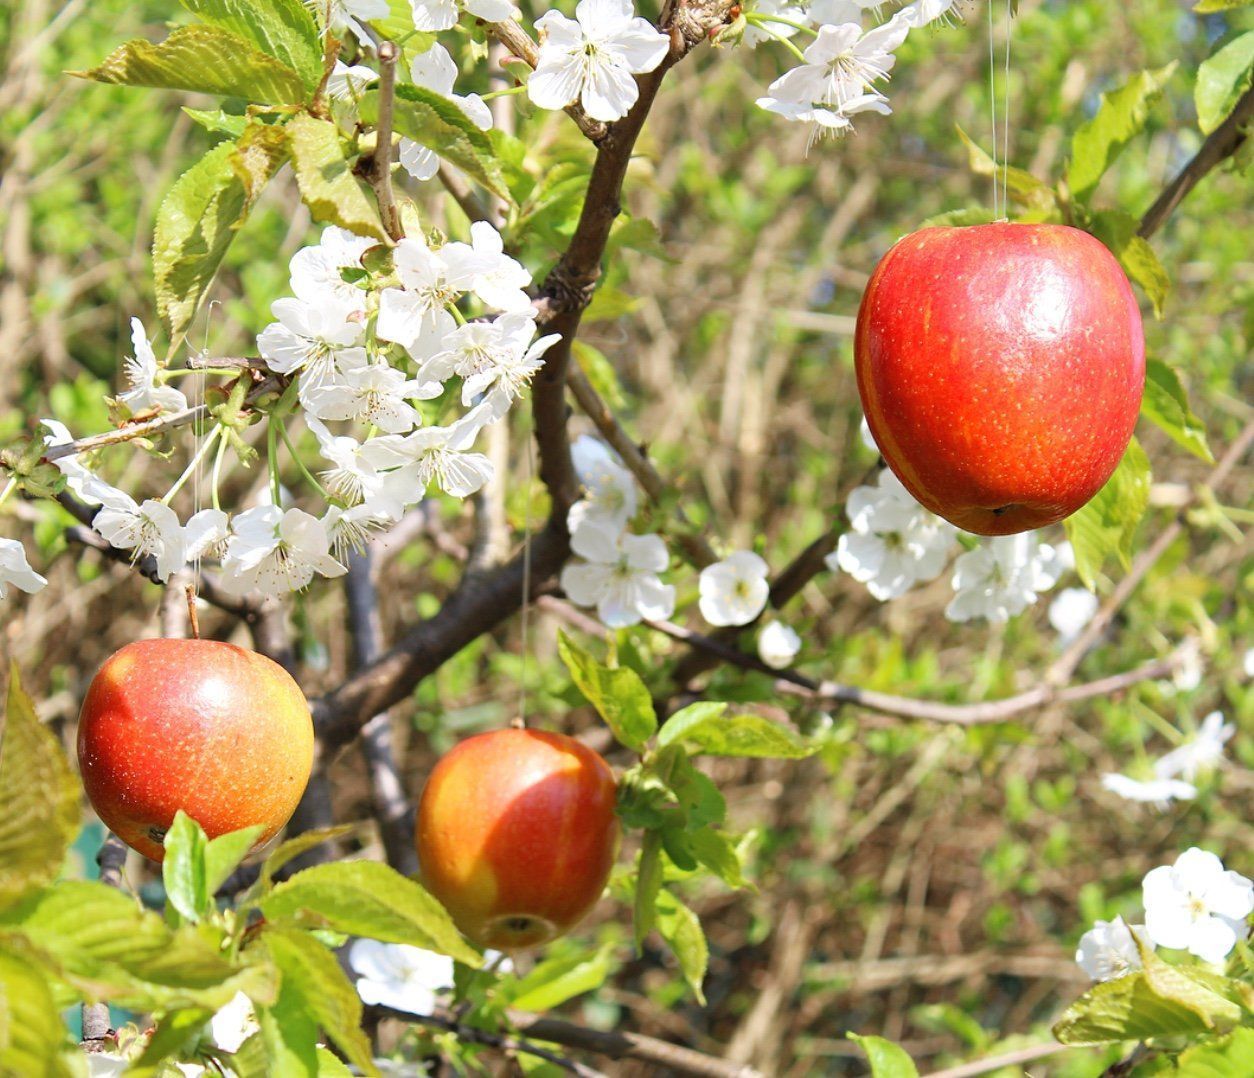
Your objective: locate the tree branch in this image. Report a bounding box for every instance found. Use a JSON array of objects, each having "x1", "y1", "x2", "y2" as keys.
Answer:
[{"x1": 368, "y1": 39, "x2": 404, "y2": 243}]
